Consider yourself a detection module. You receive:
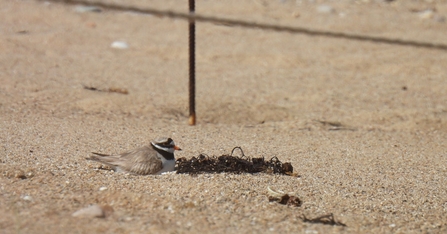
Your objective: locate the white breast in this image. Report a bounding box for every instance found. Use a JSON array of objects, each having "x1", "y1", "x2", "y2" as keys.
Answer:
[{"x1": 157, "y1": 158, "x2": 176, "y2": 174}]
